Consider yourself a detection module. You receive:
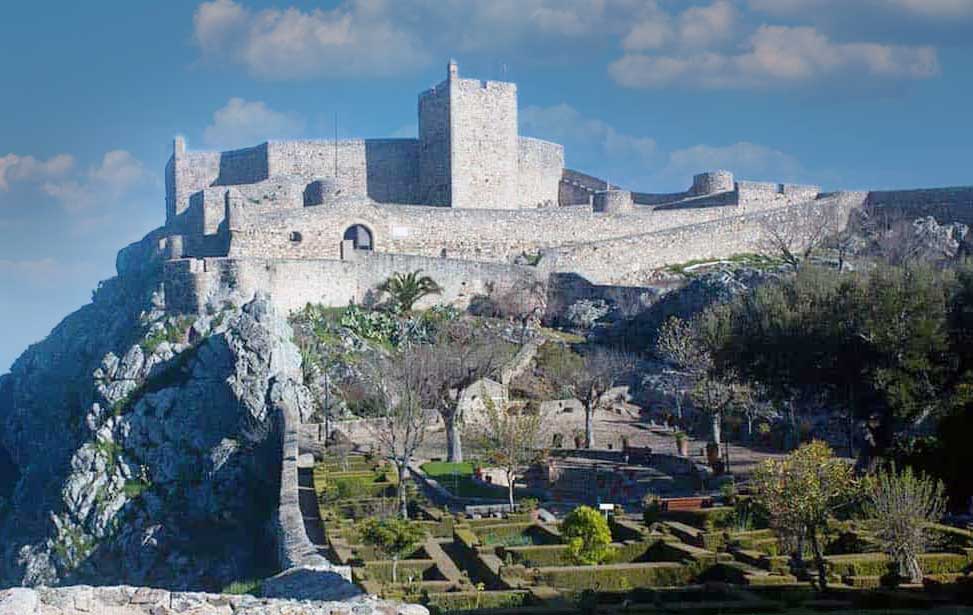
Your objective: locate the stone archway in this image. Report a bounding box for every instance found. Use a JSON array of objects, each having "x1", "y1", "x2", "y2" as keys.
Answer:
[{"x1": 342, "y1": 224, "x2": 373, "y2": 251}]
